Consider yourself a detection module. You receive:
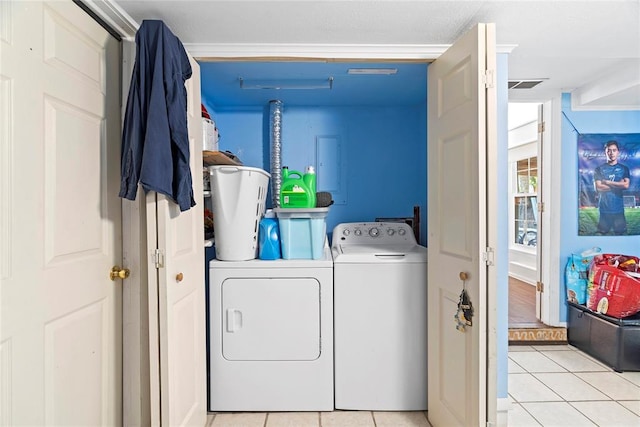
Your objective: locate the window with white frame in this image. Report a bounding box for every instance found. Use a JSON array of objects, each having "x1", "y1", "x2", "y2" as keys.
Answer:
[{"x1": 514, "y1": 156, "x2": 538, "y2": 247}]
